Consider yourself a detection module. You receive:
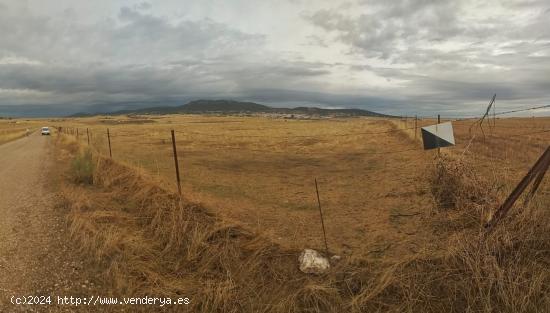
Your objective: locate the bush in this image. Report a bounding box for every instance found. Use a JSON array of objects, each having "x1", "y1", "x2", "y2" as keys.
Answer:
[
  {"x1": 70, "y1": 149, "x2": 95, "y2": 184},
  {"x1": 429, "y1": 155, "x2": 497, "y2": 211}
]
